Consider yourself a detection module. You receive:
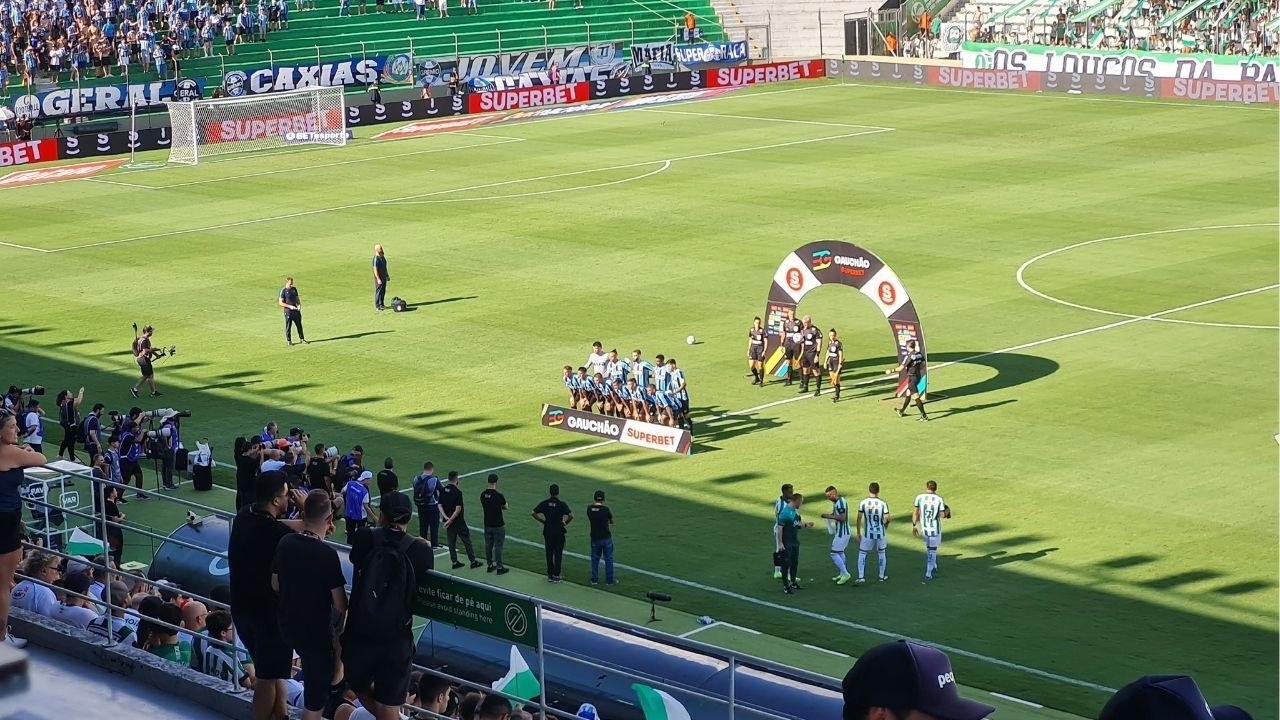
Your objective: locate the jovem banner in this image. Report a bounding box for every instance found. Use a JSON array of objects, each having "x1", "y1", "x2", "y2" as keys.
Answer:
[
  {"x1": 827, "y1": 58, "x2": 1274, "y2": 102},
  {"x1": 414, "y1": 43, "x2": 627, "y2": 90},
  {"x1": 540, "y1": 404, "x2": 692, "y2": 455},
  {"x1": 414, "y1": 572, "x2": 540, "y2": 648},
  {"x1": 8, "y1": 77, "x2": 203, "y2": 120},
  {"x1": 960, "y1": 41, "x2": 1280, "y2": 81},
  {"x1": 762, "y1": 242, "x2": 928, "y2": 398}
]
